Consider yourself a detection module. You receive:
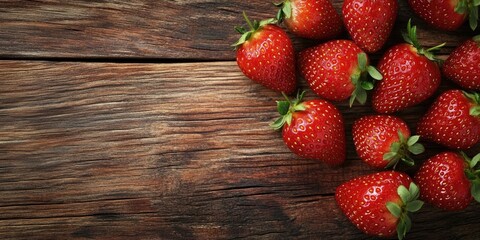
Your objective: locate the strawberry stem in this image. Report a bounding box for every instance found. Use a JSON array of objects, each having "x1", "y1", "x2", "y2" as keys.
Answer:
[{"x1": 243, "y1": 11, "x2": 255, "y2": 31}]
